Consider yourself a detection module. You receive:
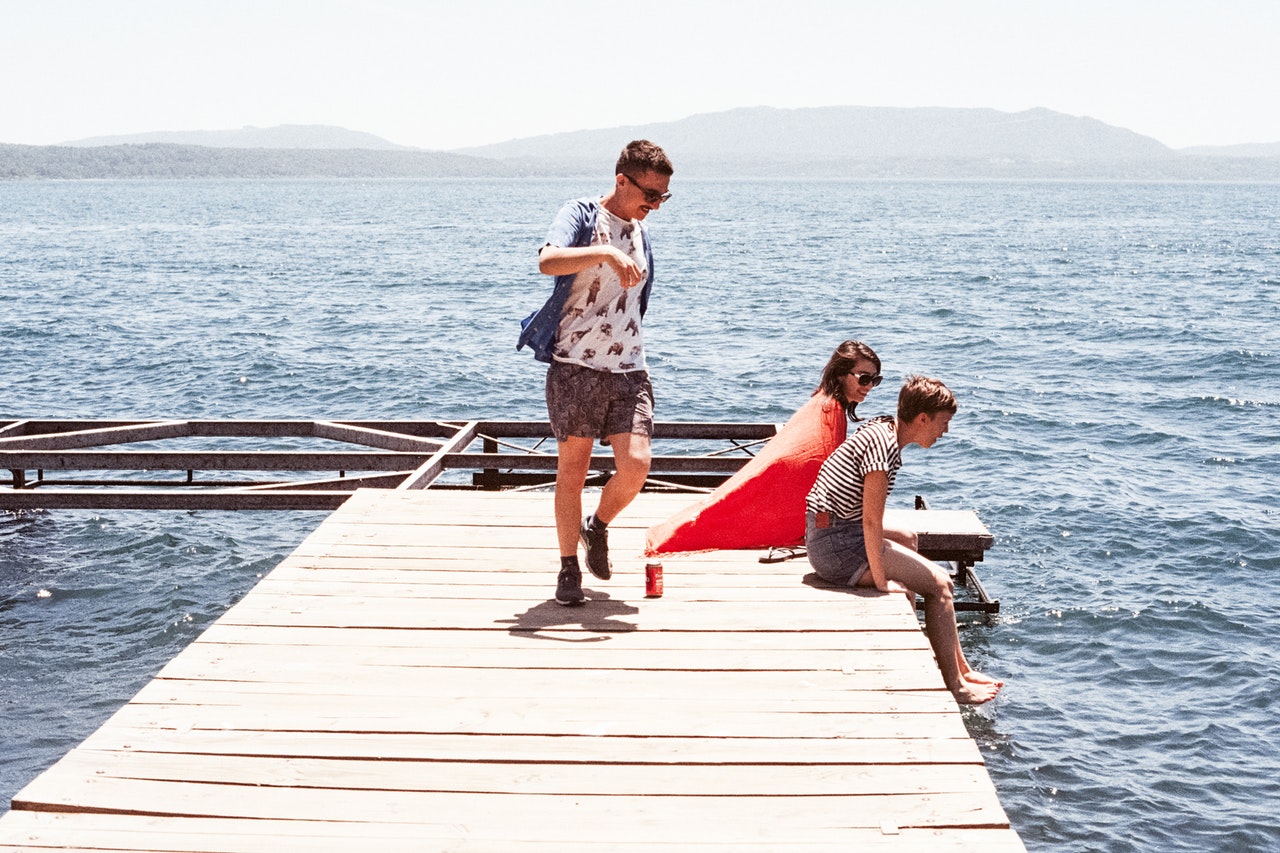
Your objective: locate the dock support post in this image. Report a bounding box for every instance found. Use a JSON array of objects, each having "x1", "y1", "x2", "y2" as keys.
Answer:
[{"x1": 479, "y1": 435, "x2": 500, "y2": 490}]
